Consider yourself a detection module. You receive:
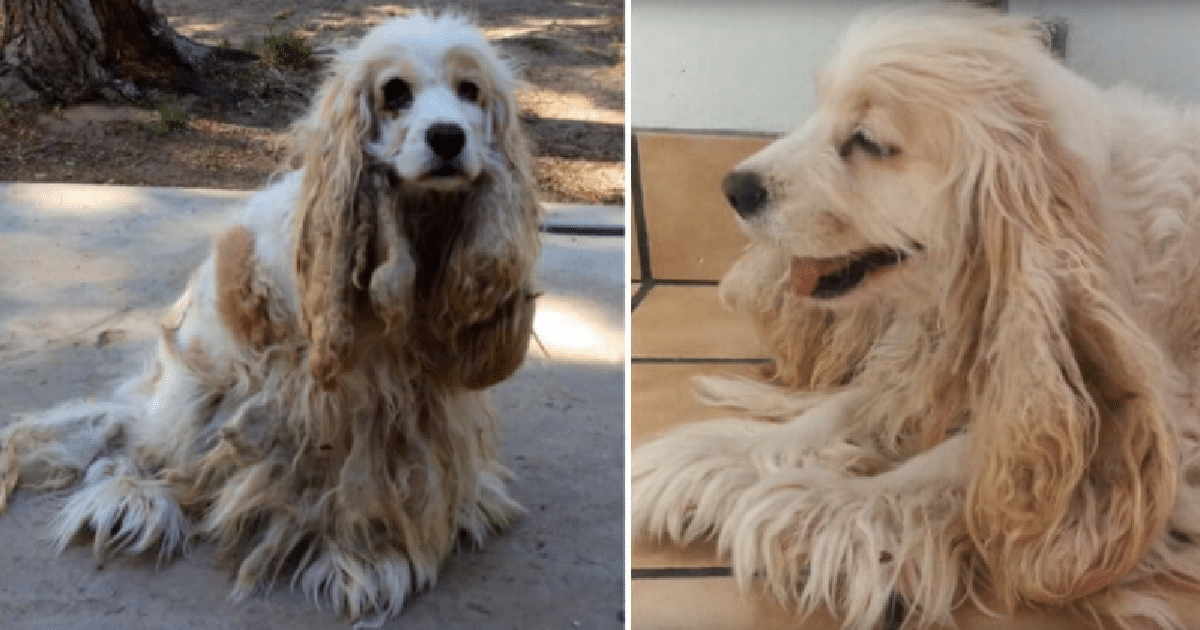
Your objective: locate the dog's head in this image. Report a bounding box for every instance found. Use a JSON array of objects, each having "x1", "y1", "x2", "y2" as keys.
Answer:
[
  {"x1": 722, "y1": 7, "x2": 1177, "y2": 608},
  {"x1": 288, "y1": 13, "x2": 539, "y2": 389},
  {"x1": 721, "y1": 8, "x2": 1109, "y2": 307},
  {"x1": 355, "y1": 14, "x2": 522, "y2": 189},
  {"x1": 290, "y1": 13, "x2": 525, "y2": 192}
]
